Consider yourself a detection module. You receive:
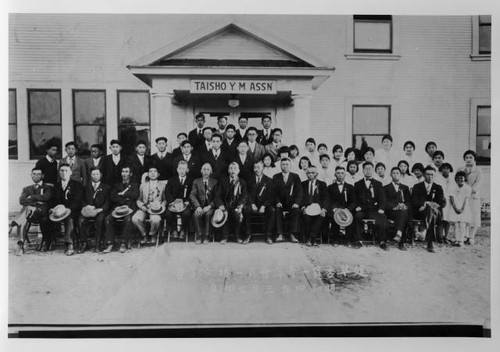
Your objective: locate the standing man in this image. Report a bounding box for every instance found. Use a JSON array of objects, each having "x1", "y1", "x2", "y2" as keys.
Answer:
[
  {"x1": 35, "y1": 141, "x2": 59, "y2": 186},
  {"x1": 202, "y1": 133, "x2": 229, "y2": 180},
  {"x1": 164, "y1": 161, "x2": 193, "y2": 240},
  {"x1": 102, "y1": 139, "x2": 125, "y2": 186},
  {"x1": 257, "y1": 115, "x2": 273, "y2": 145},
  {"x1": 222, "y1": 124, "x2": 238, "y2": 159},
  {"x1": 301, "y1": 166, "x2": 328, "y2": 246},
  {"x1": 246, "y1": 127, "x2": 266, "y2": 162},
  {"x1": 188, "y1": 113, "x2": 206, "y2": 151},
  {"x1": 216, "y1": 116, "x2": 228, "y2": 138},
  {"x1": 84, "y1": 144, "x2": 104, "y2": 184},
  {"x1": 236, "y1": 115, "x2": 249, "y2": 142},
  {"x1": 244, "y1": 161, "x2": 275, "y2": 244},
  {"x1": 411, "y1": 166, "x2": 446, "y2": 253},
  {"x1": 172, "y1": 132, "x2": 188, "y2": 159},
  {"x1": 232, "y1": 140, "x2": 255, "y2": 183},
  {"x1": 151, "y1": 136, "x2": 174, "y2": 186},
  {"x1": 196, "y1": 127, "x2": 213, "y2": 156},
  {"x1": 128, "y1": 140, "x2": 151, "y2": 184},
  {"x1": 353, "y1": 162, "x2": 388, "y2": 250},
  {"x1": 273, "y1": 158, "x2": 303, "y2": 243},
  {"x1": 264, "y1": 128, "x2": 283, "y2": 162},
  {"x1": 61, "y1": 141, "x2": 87, "y2": 185},
  {"x1": 174, "y1": 140, "x2": 202, "y2": 179},
  {"x1": 190, "y1": 163, "x2": 218, "y2": 244}
]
